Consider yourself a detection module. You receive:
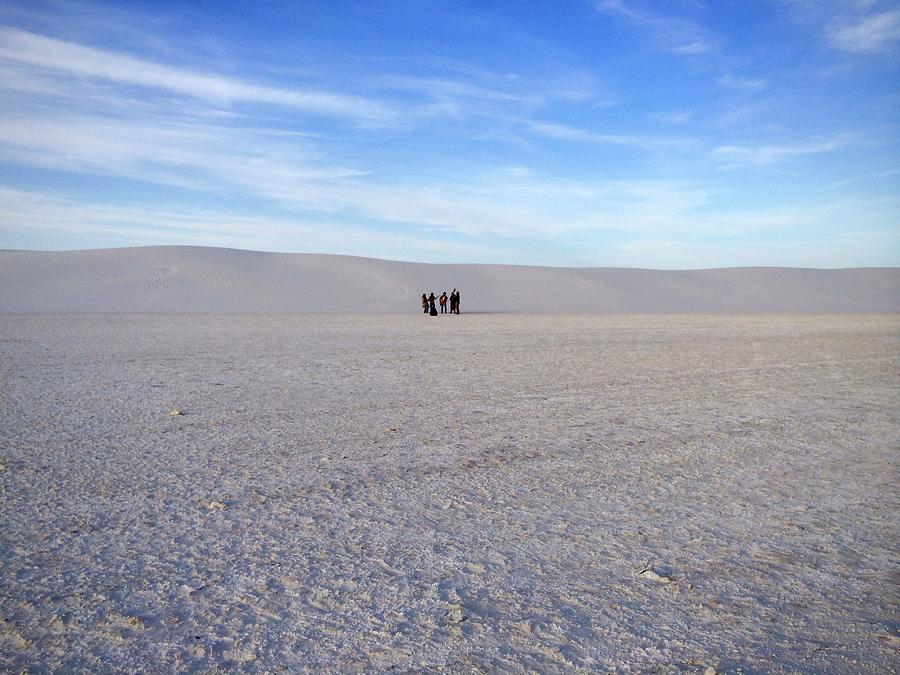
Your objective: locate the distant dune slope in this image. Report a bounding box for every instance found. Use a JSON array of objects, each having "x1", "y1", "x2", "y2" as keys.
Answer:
[{"x1": 1, "y1": 246, "x2": 898, "y2": 313}]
